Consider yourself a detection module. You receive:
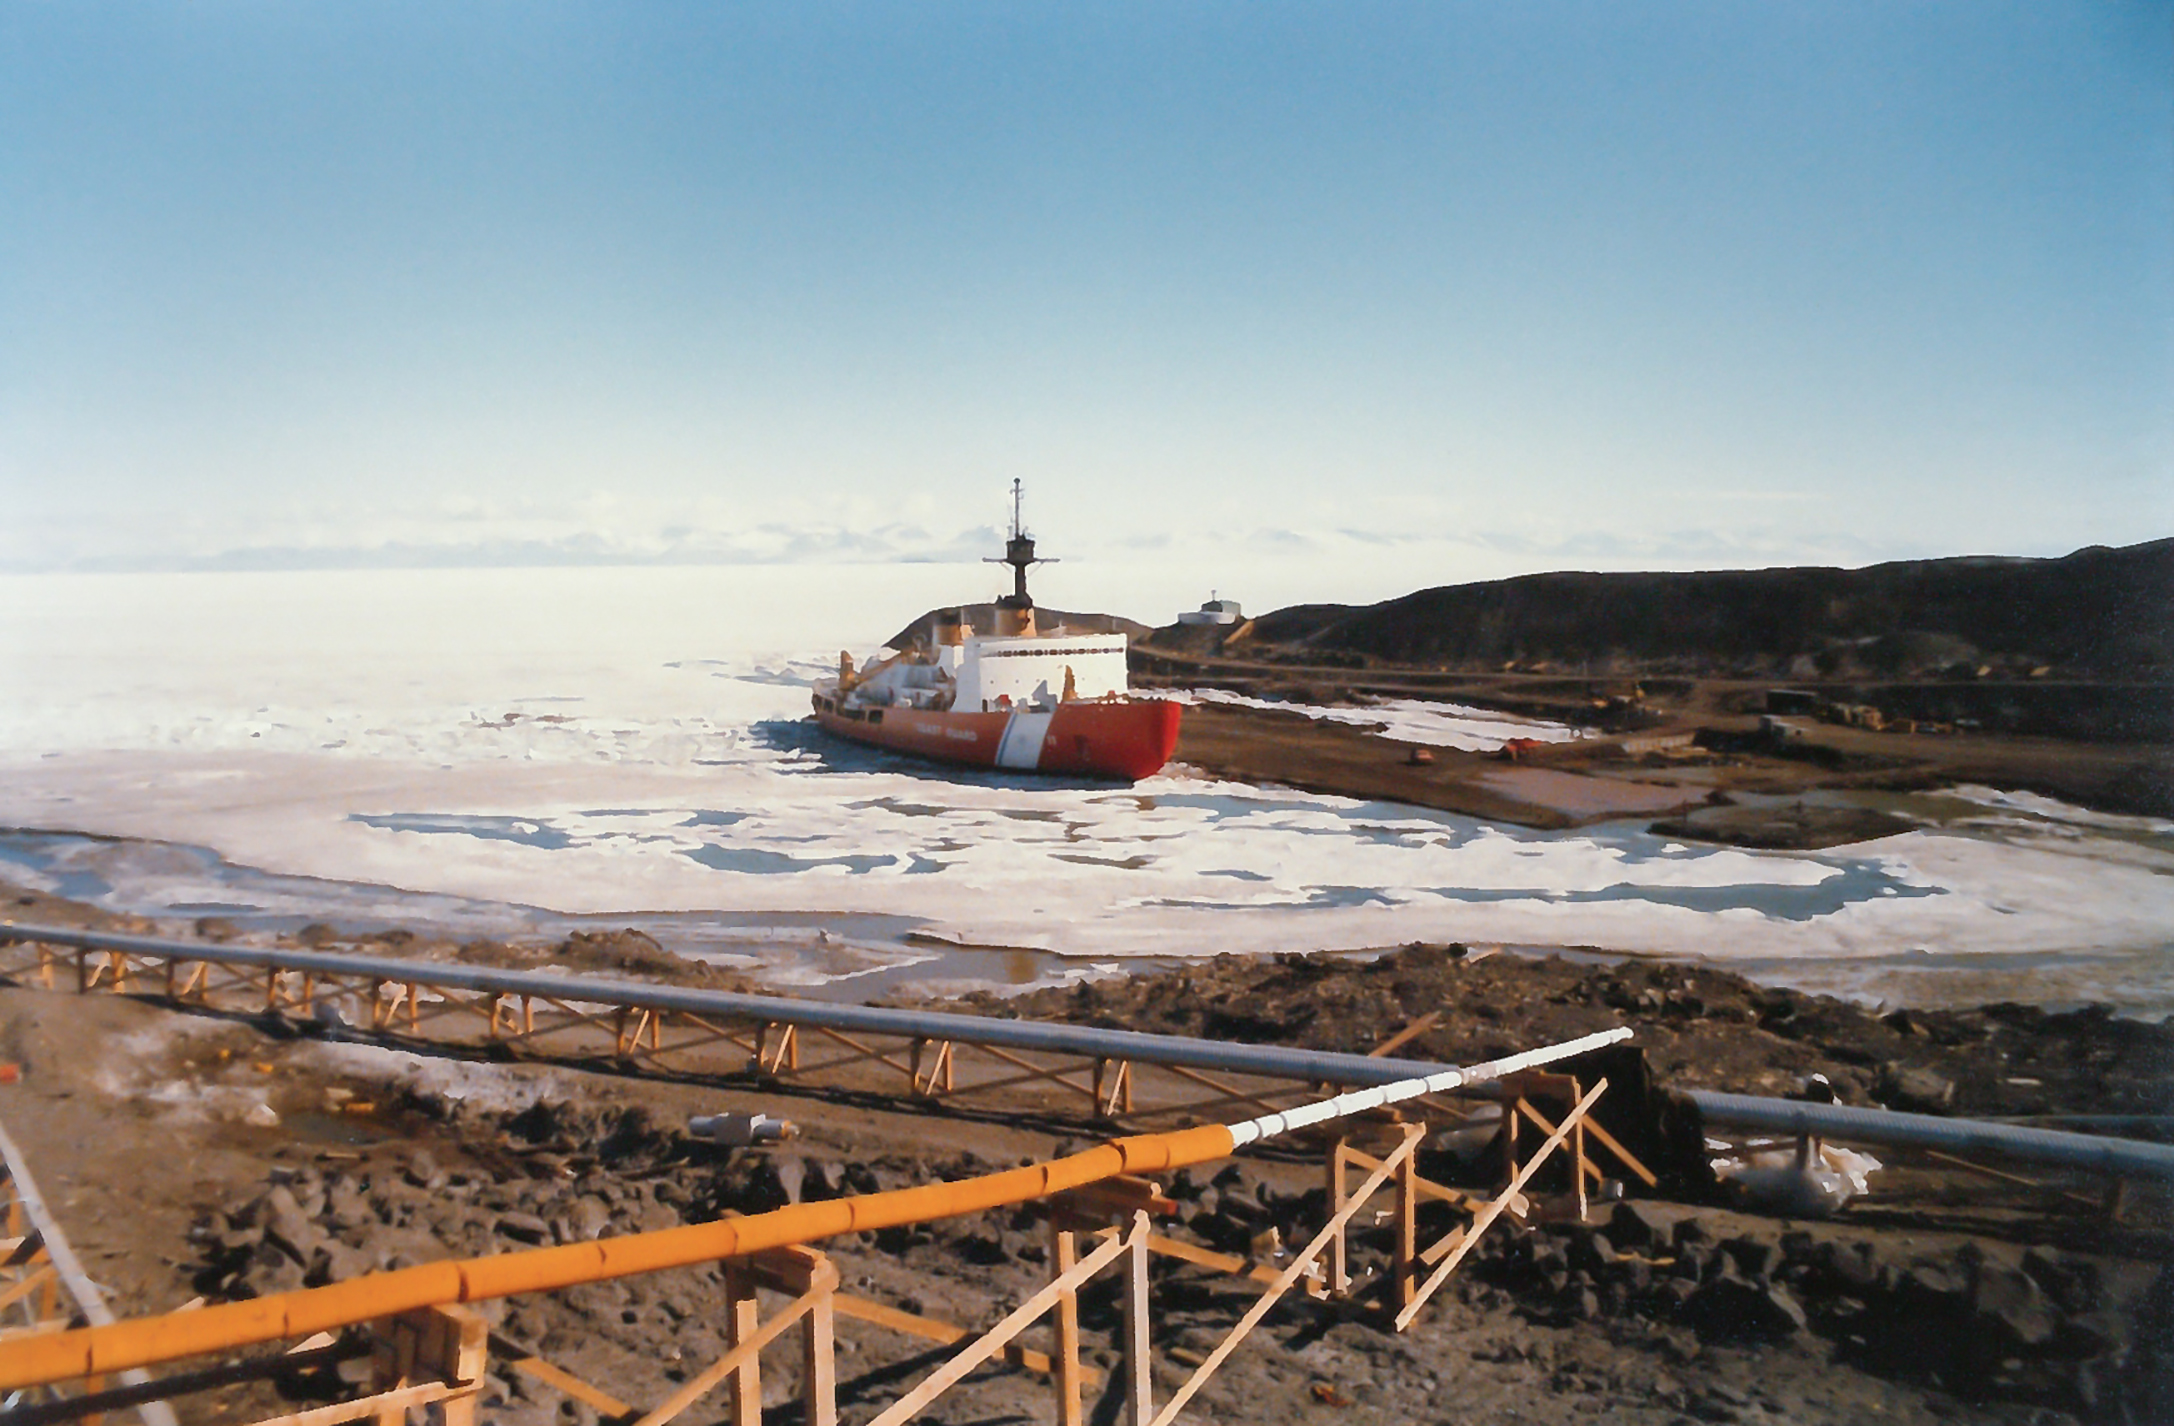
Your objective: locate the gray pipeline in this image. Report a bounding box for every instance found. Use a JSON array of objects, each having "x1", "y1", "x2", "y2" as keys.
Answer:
[
  {"x1": 1686, "y1": 1090, "x2": 2174, "y2": 1181},
  {"x1": 5, "y1": 922, "x2": 2169, "y2": 1182}
]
